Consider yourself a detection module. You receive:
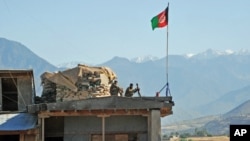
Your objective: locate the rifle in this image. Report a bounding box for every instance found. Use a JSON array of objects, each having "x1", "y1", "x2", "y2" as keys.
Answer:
[{"x1": 136, "y1": 83, "x2": 141, "y2": 97}]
